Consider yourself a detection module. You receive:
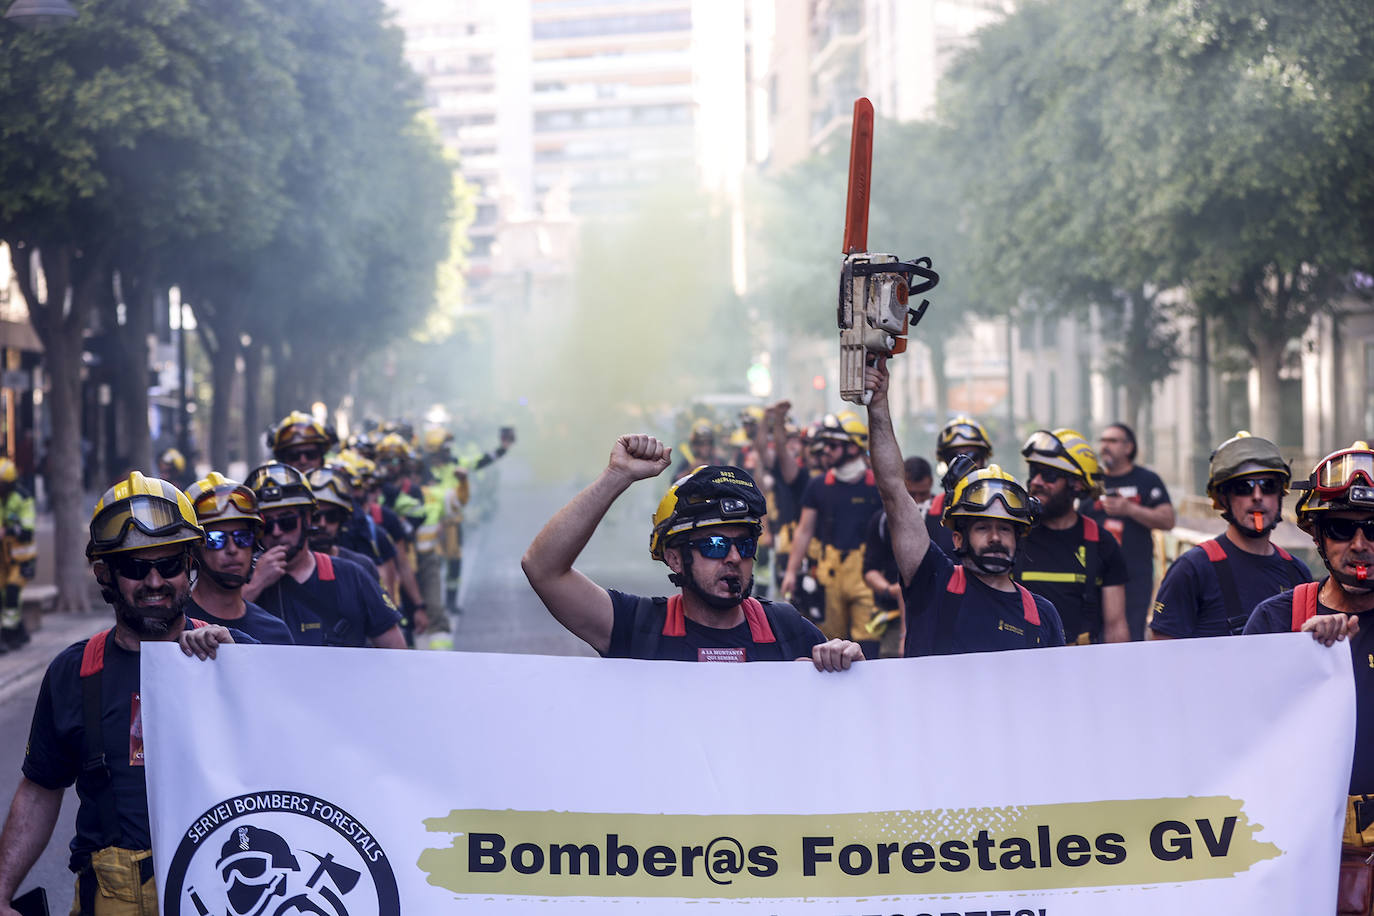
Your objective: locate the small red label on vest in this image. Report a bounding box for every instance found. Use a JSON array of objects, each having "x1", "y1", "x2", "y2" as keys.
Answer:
[
  {"x1": 698, "y1": 647, "x2": 746, "y2": 663},
  {"x1": 130, "y1": 693, "x2": 144, "y2": 767}
]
